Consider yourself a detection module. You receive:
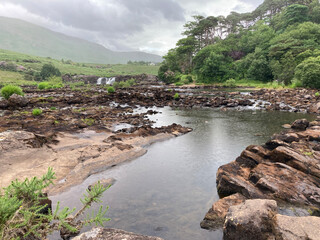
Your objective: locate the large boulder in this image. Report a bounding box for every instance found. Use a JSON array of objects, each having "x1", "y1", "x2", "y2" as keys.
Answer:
[
  {"x1": 72, "y1": 227, "x2": 164, "y2": 240},
  {"x1": 8, "y1": 93, "x2": 28, "y2": 108},
  {"x1": 223, "y1": 199, "x2": 320, "y2": 240},
  {"x1": 223, "y1": 199, "x2": 277, "y2": 240}
]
